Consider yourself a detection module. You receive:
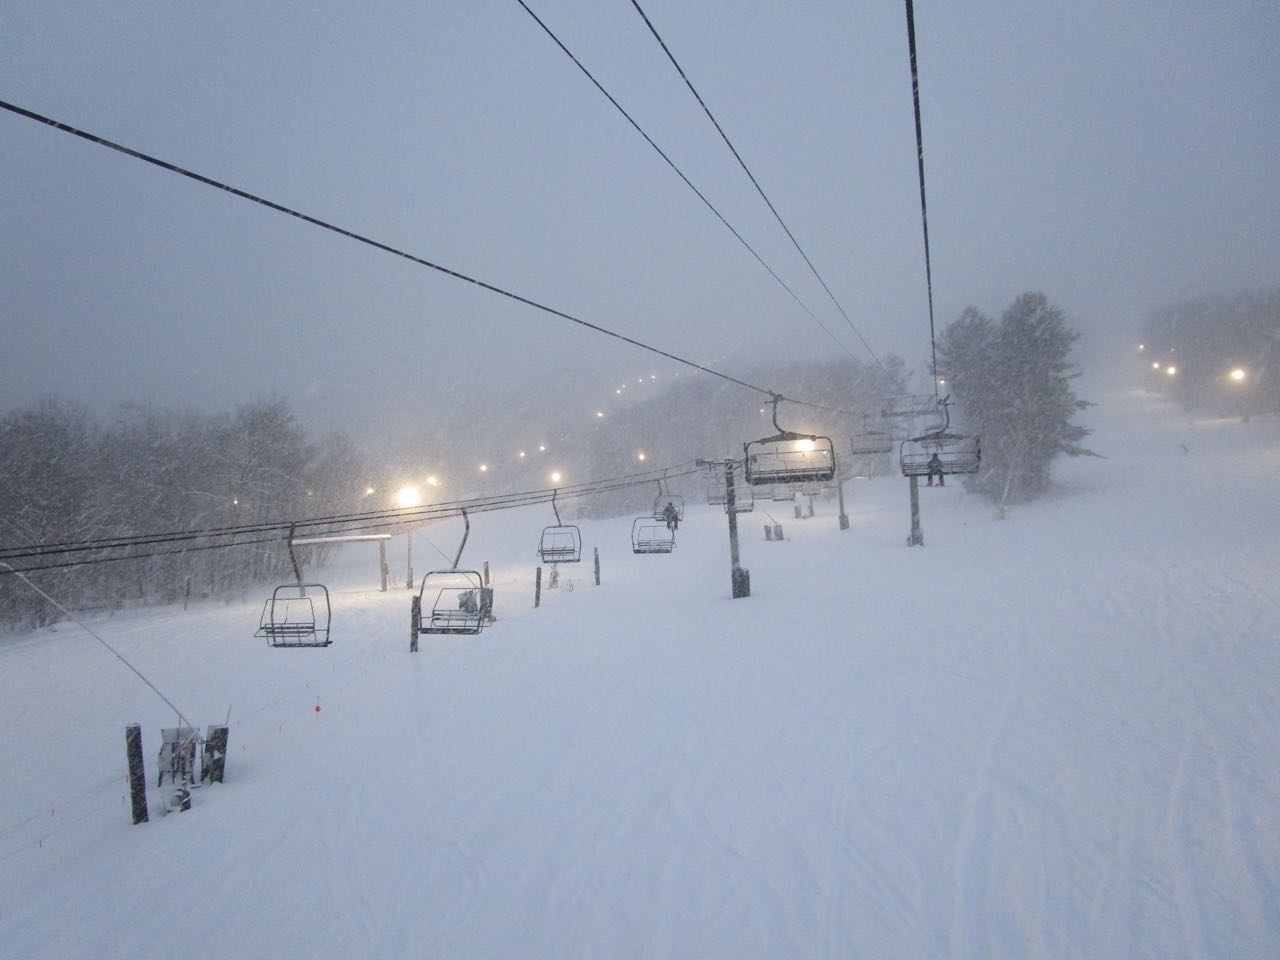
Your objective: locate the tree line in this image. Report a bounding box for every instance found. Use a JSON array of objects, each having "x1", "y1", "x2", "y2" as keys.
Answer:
[{"x1": 0, "y1": 398, "x2": 364, "y2": 630}]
